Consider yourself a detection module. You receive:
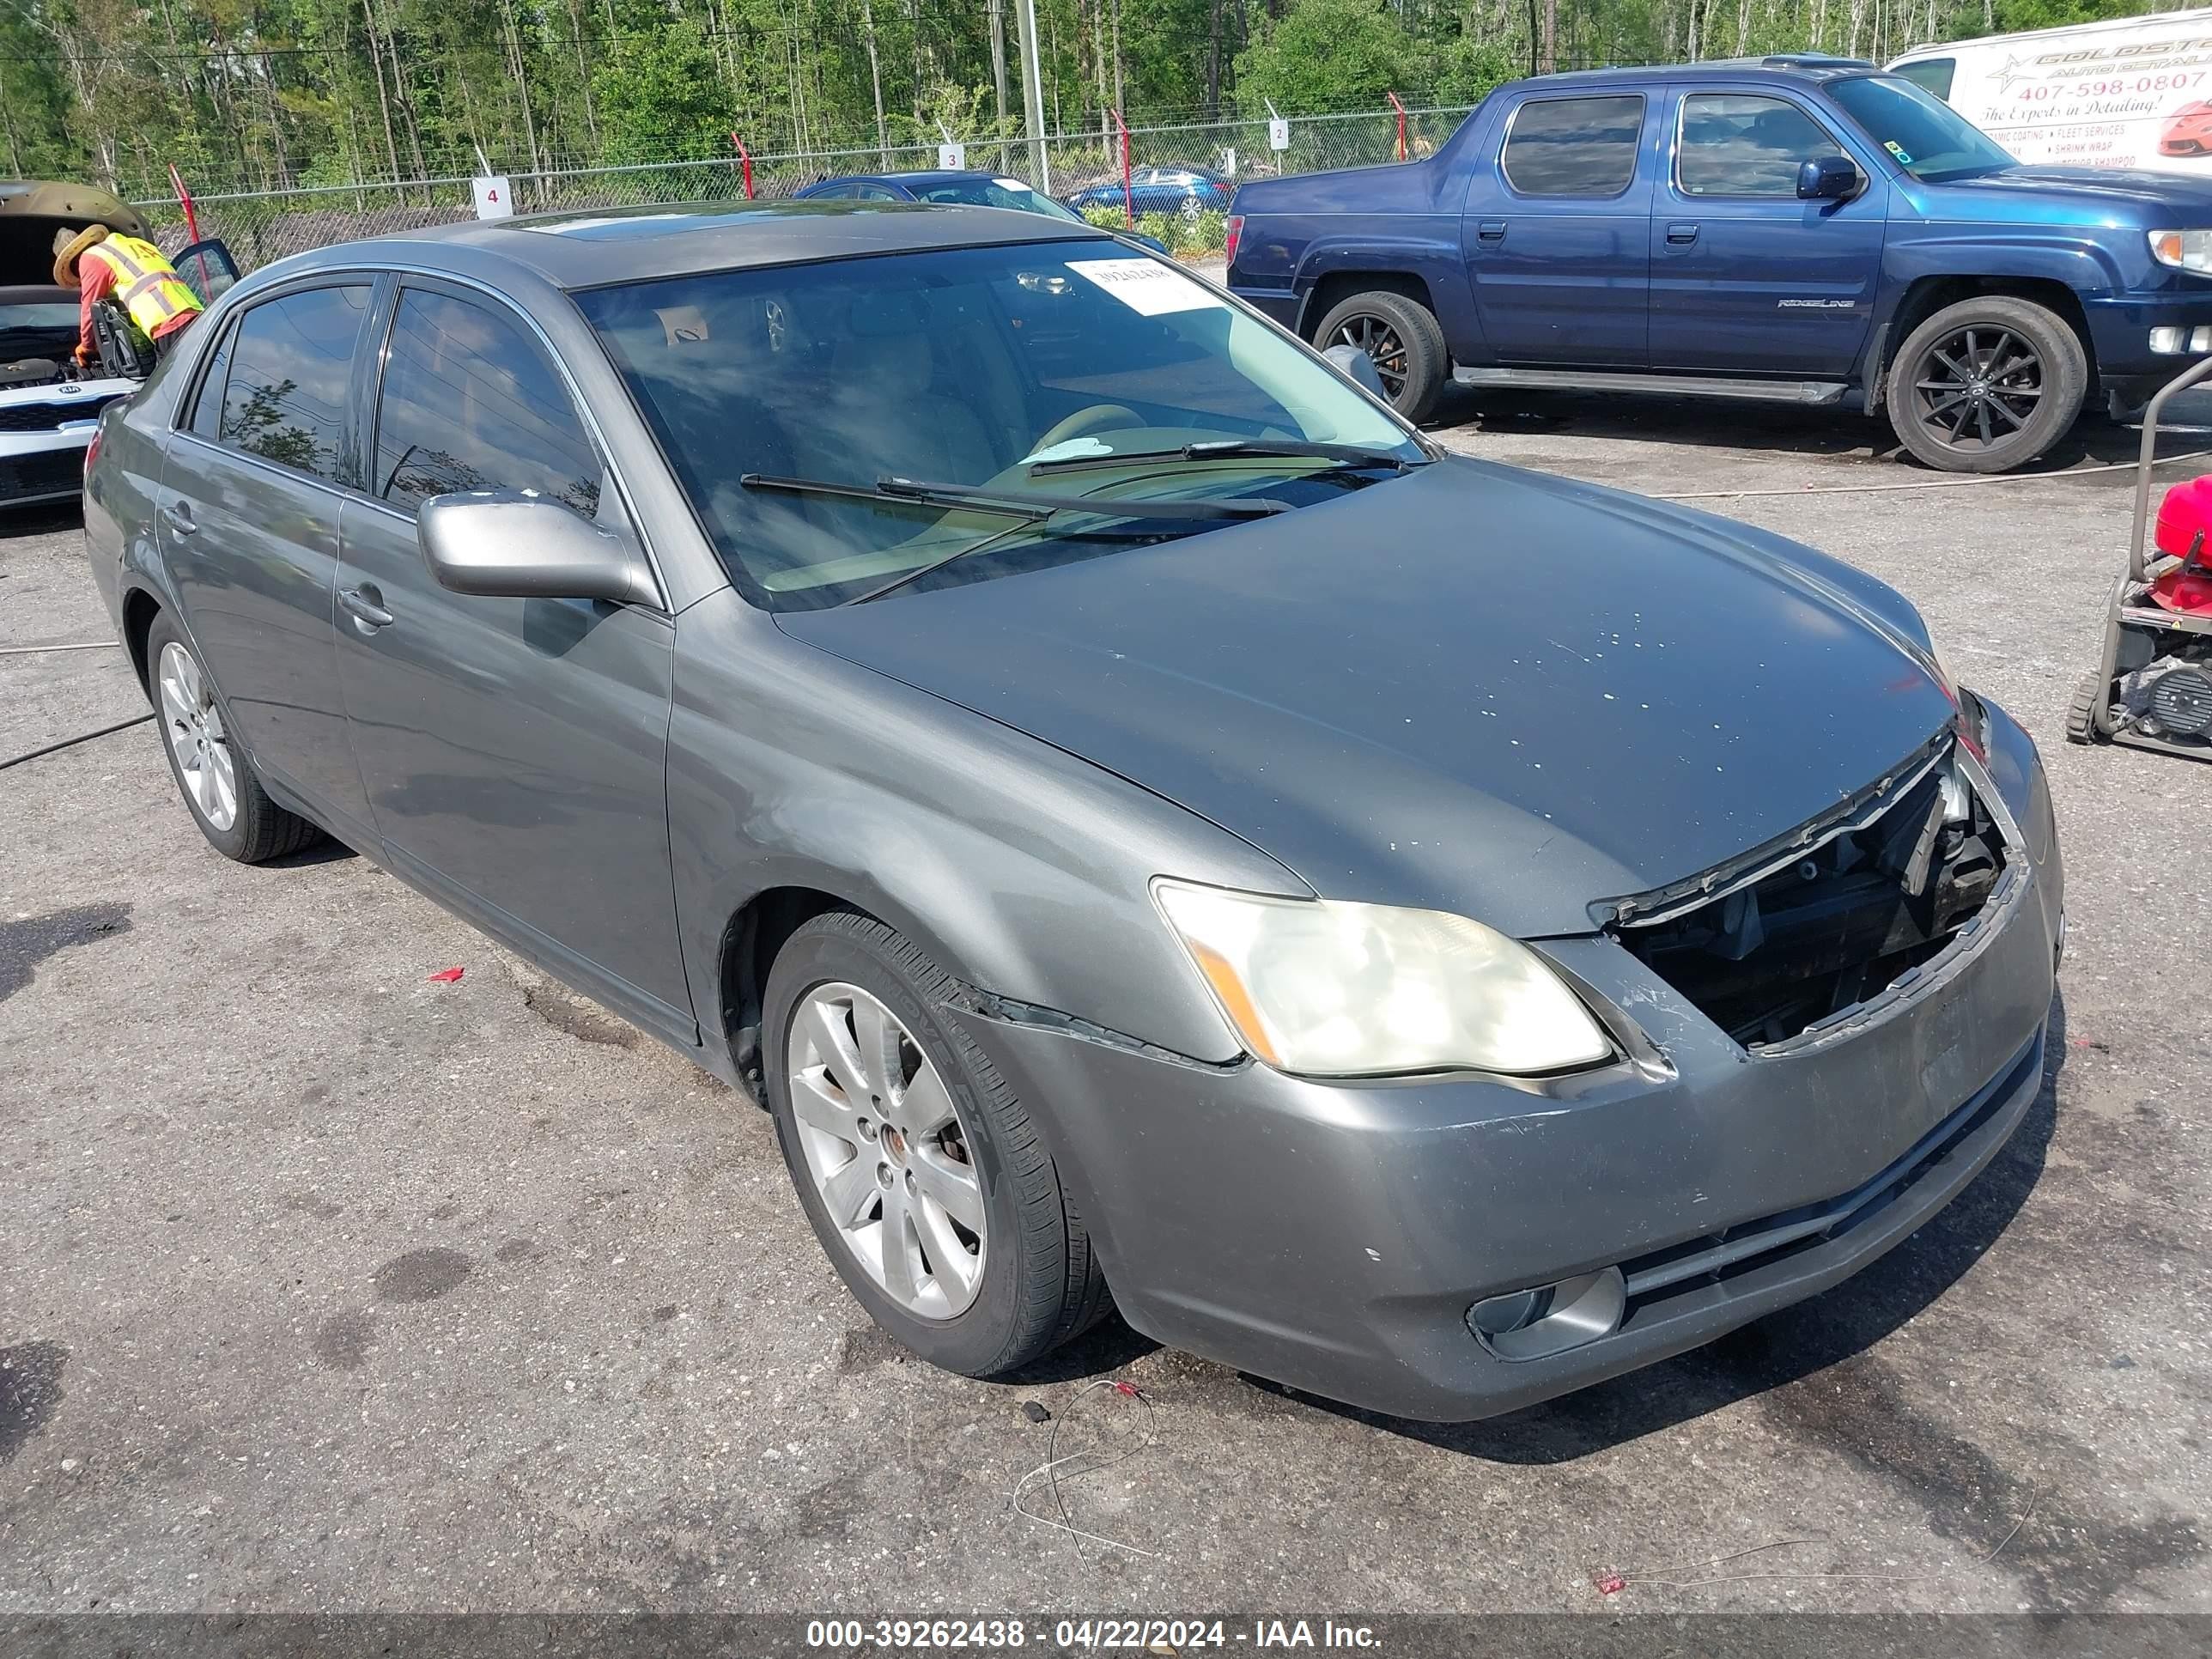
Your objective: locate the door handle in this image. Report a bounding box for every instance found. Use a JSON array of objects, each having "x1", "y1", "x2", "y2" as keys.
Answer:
[
  {"x1": 159, "y1": 499, "x2": 196, "y2": 536},
  {"x1": 1476, "y1": 219, "x2": 1507, "y2": 242},
  {"x1": 1666, "y1": 222, "x2": 1700, "y2": 245},
  {"x1": 339, "y1": 585, "x2": 394, "y2": 629}
]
